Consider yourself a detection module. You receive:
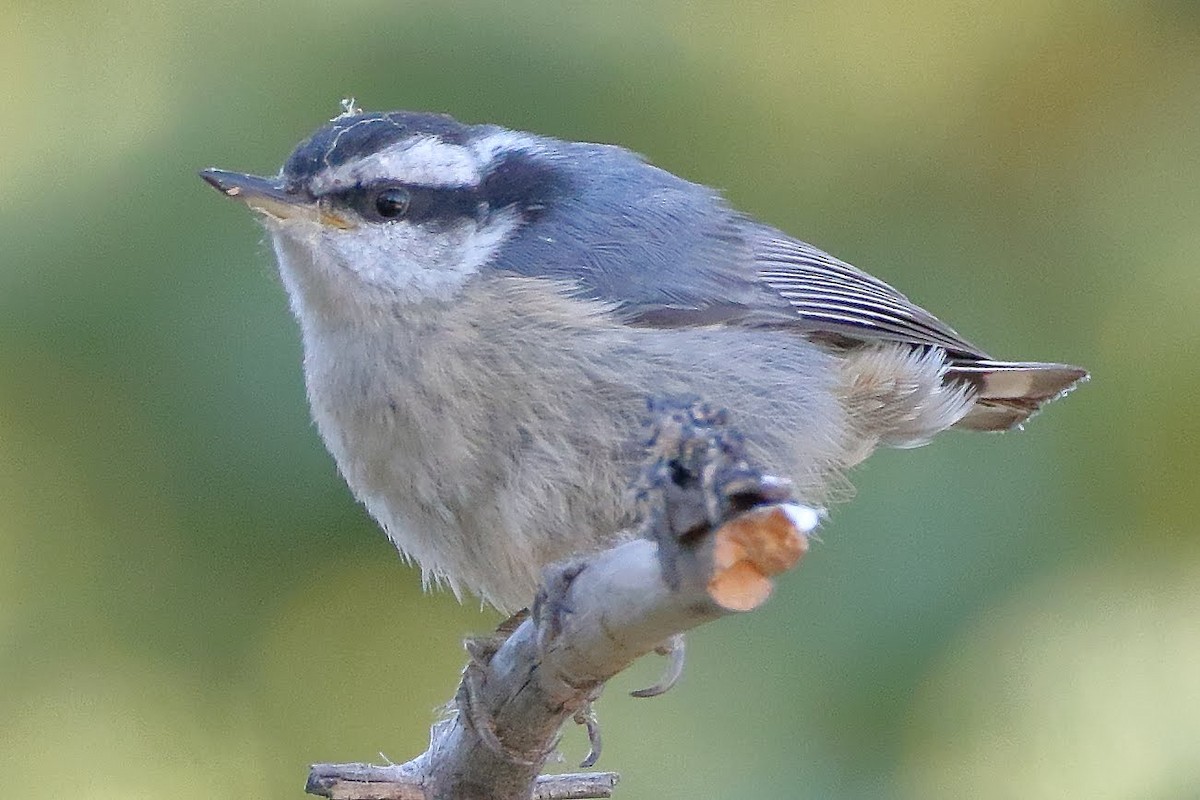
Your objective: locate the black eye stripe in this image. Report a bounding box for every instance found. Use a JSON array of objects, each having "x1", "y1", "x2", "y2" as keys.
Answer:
[
  {"x1": 332, "y1": 183, "x2": 484, "y2": 225},
  {"x1": 322, "y1": 150, "x2": 567, "y2": 226}
]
